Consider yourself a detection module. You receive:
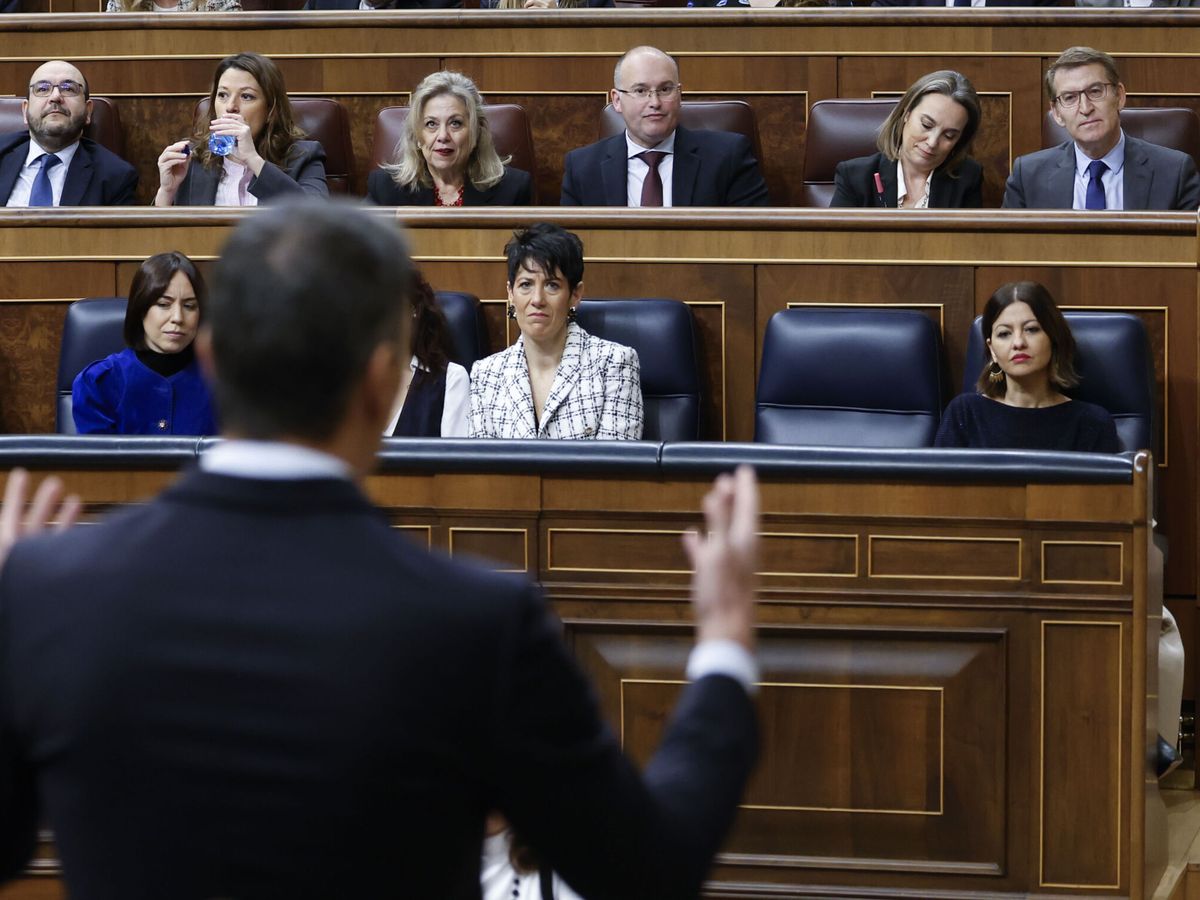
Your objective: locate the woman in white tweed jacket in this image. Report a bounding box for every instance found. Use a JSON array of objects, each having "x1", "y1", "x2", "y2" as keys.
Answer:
[{"x1": 469, "y1": 224, "x2": 643, "y2": 440}]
